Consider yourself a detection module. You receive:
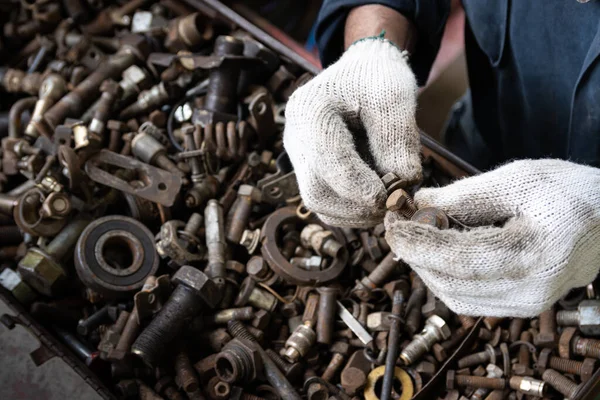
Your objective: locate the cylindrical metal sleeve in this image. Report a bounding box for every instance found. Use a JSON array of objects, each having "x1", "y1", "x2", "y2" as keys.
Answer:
[
  {"x1": 226, "y1": 196, "x2": 252, "y2": 244},
  {"x1": 205, "y1": 200, "x2": 226, "y2": 285},
  {"x1": 316, "y1": 287, "x2": 337, "y2": 345}
]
